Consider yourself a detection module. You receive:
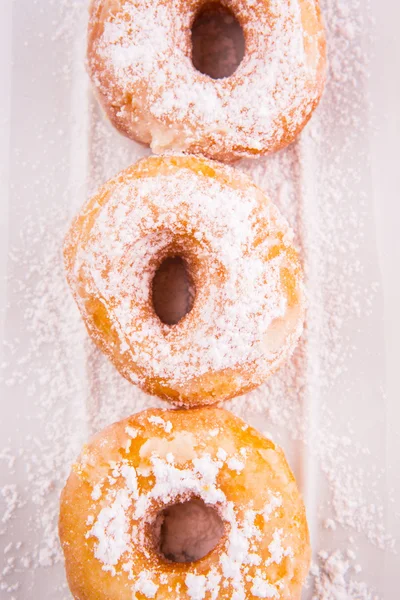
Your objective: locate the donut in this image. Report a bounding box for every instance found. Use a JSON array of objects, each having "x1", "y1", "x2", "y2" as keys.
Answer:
[
  {"x1": 59, "y1": 407, "x2": 311, "y2": 600},
  {"x1": 64, "y1": 155, "x2": 304, "y2": 406},
  {"x1": 87, "y1": 0, "x2": 326, "y2": 162}
]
